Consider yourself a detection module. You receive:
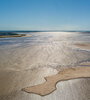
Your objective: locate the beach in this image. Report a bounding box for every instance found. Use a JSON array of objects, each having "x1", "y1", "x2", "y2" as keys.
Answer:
[{"x1": 0, "y1": 32, "x2": 90, "y2": 100}]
